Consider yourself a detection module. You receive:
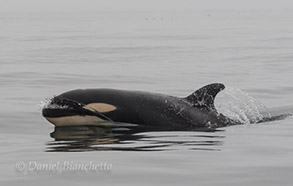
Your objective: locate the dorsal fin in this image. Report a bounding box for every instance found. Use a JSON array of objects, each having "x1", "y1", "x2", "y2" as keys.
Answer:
[{"x1": 184, "y1": 83, "x2": 225, "y2": 111}]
